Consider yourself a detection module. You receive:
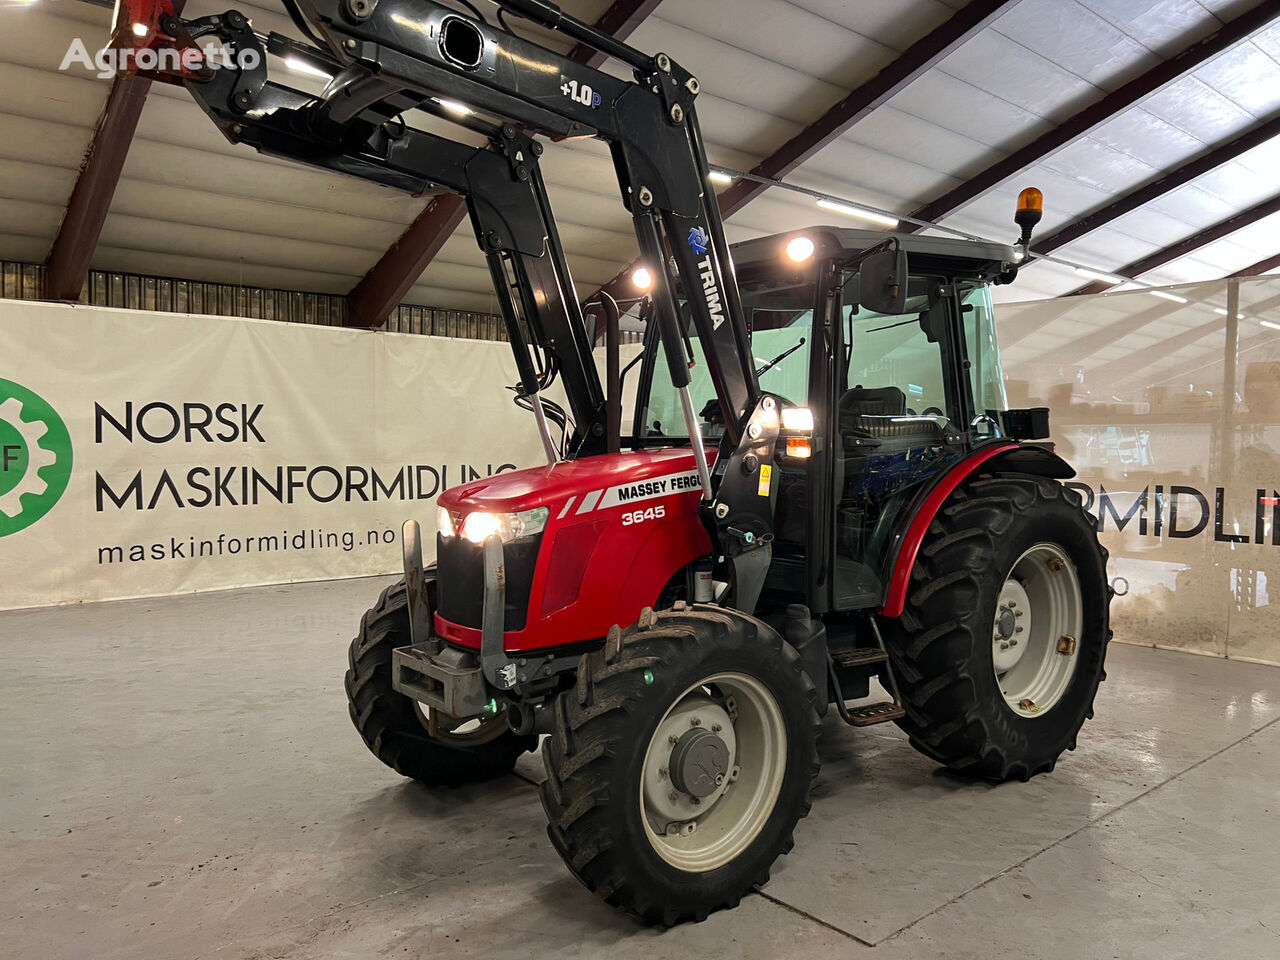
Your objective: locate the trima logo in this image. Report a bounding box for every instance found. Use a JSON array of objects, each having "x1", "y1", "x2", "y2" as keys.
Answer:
[{"x1": 0, "y1": 379, "x2": 73, "y2": 537}]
